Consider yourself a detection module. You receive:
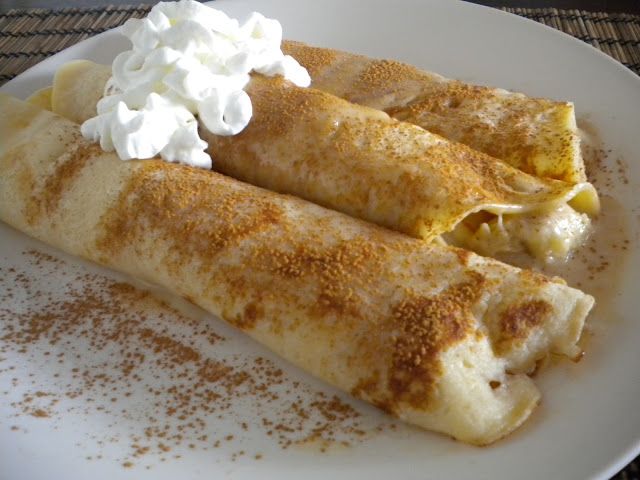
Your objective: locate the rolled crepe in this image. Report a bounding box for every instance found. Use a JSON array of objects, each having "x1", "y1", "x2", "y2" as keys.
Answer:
[
  {"x1": 0, "y1": 94, "x2": 593, "y2": 445},
  {"x1": 51, "y1": 60, "x2": 112, "y2": 124},
  {"x1": 26, "y1": 86, "x2": 52, "y2": 110},
  {"x1": 283, "y1": 41, "x2": 585, "y2": 184},
  {"x1": 51, "y1": 62, "x2": 599, "y2": 265}
]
